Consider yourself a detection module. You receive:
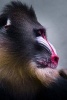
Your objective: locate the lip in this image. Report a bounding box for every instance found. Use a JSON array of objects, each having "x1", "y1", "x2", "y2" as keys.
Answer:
[{"x1": 36, "y1": 60, "x2": 57, "y2": 69}]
